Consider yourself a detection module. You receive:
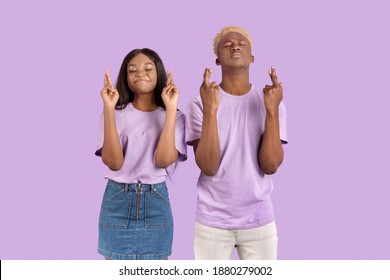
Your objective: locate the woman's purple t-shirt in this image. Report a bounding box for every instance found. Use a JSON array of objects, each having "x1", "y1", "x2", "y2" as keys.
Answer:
[
  {"x1": 186, "y1": 85, "x2": 287, "y2": 229},
  {"x1": 96, "y1": 103, "x2": 187, "y2": 184}
]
